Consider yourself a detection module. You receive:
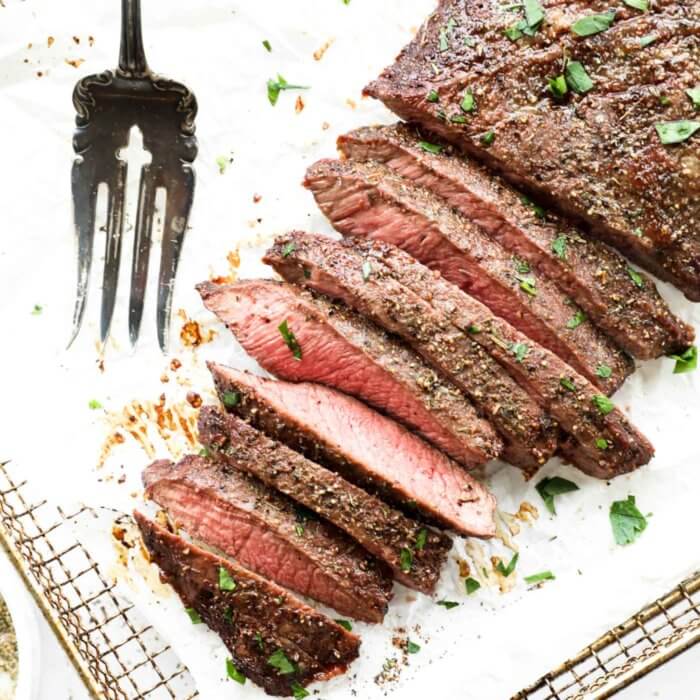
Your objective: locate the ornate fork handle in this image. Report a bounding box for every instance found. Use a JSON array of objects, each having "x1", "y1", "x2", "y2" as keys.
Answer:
[{"x1": 118, "y1": 0, "x2": 149, "y2": 78}]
